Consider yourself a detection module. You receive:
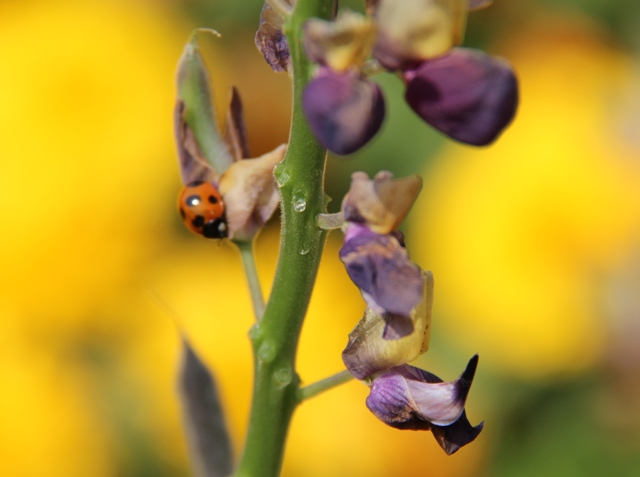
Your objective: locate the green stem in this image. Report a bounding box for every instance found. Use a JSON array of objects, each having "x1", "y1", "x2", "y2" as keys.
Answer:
[
  {"x1": 297, "y1": 370, "x2": 354, "y2": 402},
  {"x1": 234, "y1": 240, "x2": 265, "y2": 321},
  {"x1": 233, "y1": 1, "x2": 335, "y2": 476}
]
